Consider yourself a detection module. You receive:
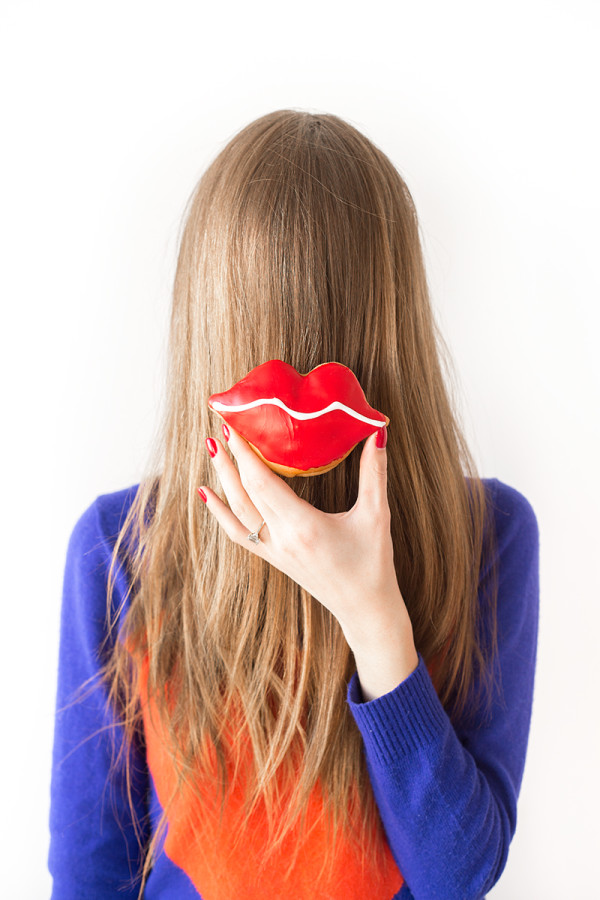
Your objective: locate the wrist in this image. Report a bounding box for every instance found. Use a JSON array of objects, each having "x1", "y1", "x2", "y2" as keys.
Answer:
[
  {"x1": 340, "y1": 598, "x2": 414, "y2": 656},
  {"x1": 343, "y1": 613, "x2": 419, "y2": 702}
]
